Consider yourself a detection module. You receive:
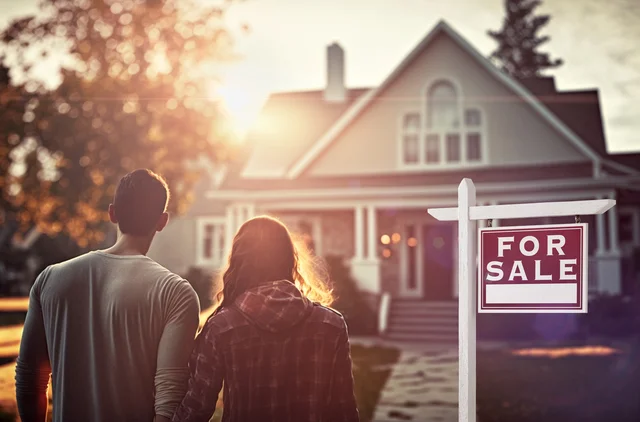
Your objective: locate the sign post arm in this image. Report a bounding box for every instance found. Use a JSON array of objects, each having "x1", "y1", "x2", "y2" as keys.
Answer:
[{"x1": 458, "y1": 178, "x2": 477, "y2": 422}]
